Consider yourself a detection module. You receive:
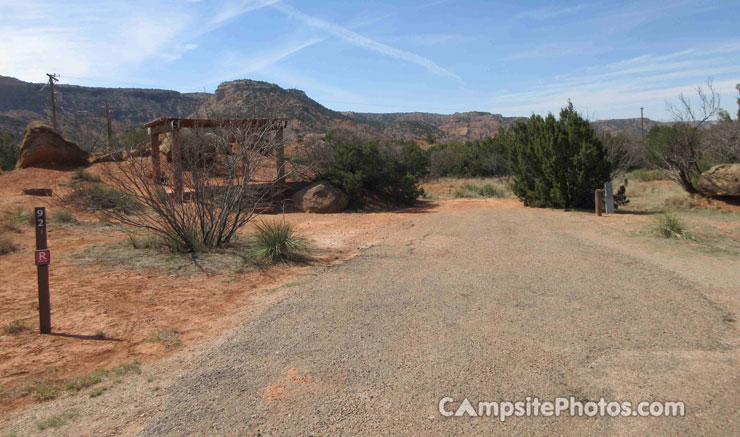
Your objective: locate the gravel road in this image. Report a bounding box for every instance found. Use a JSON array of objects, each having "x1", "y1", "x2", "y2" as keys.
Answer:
[{"x1": 138, "y1": 205, "x2": 740, "y2": 436}]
